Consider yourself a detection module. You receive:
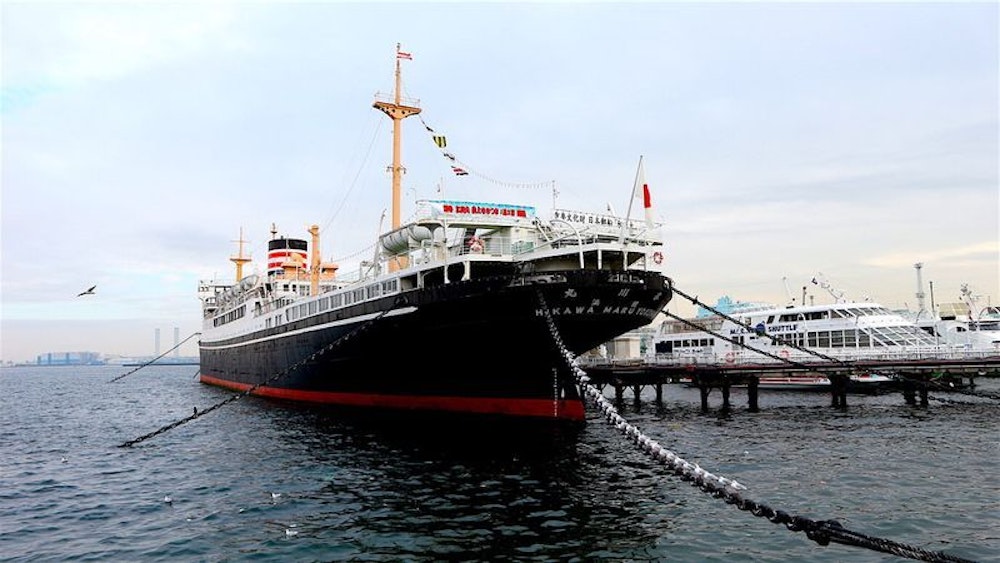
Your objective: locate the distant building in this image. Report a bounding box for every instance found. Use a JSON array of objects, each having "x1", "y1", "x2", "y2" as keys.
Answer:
[
  {"x1": 35, "y1": 351, "x2": 105, "y2": 366},
  {"x1": 696, "y1": 295, "x2": 774, "y2": 319}
]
